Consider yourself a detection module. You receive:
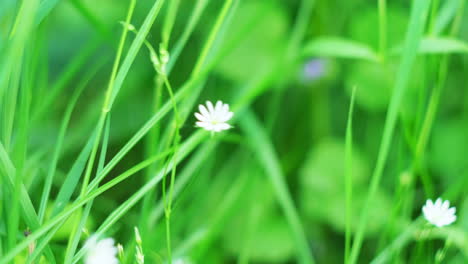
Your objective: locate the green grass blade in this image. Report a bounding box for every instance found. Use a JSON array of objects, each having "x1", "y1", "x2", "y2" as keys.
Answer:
[
  {"x1": 71, "y1": 131, "x2": 207, "y2": 264},
  {"x1": 370, "y1": 219, "x2": 423, "y2": 264},
  {"x1": 32, "y1": 37, "x2": 103, "y2": 122},
  {"x1": 70, "y1": 0, "x2": 110, "y2": 37},
  {"x1": 36, "y1": 0, "x2": 60, "y2": 23},
  {"x1": 147, "y1": 141, "x2": 217, "y2": 226},
  {"x1": 166, "y1": 0, "x2": 209, "y2": 73},
  {"x1": 345, "y1": 87, "x2": 356, "y2": 264},
  {"x1": 419, "y1": 37, "x2": 468, "y2": 54},
  {"x1": 38, "y1": 58, "x2": 105, "y2": 223},
  {"x1": 0, "y1": 144, "x2": 176, "y2": 264},
  {"x1": 107, "y1": 0, "x2": 166, "y2": 110},
  {"x1": 63, "y1": 117, "x2": 111, "y2": 264},
  {"x1": 434, "y1": 0, "x2": 463, "y2": 35},
  {"x1": 239, "y1": 110, "x2": 315, "y2": 264},
  {"x1": 0, "y1": 142, "x2": 57, "y2": 263},
  {"x1": 50, "y1": 131, "x2": 96, "y2": 217},
  {"x1": 348, "y1": 0, "x2": 433, "y2": 262},
  {"x1": 87, "y1": 0, "x2": 237, "y2": 193},
  {"x1": 303, "y1": 37, "x2": 379, "y2": 61}
]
